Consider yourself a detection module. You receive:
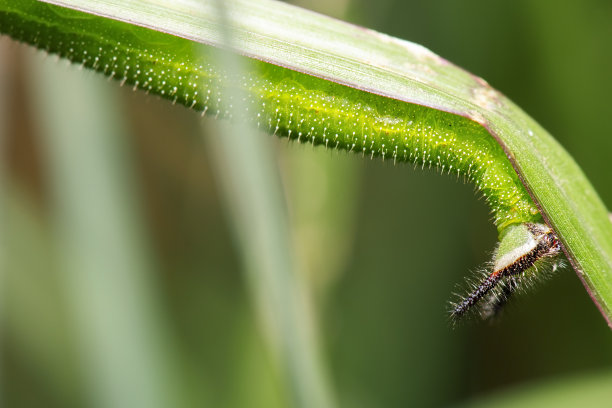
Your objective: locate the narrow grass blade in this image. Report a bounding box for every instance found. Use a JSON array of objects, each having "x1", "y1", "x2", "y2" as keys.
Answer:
[
  {"x1": 202, "y1": 5, "x2": 335, "y2": 404},
  {"x1": 29, "y1": 53, "x2": 182, "y2": 408}
]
